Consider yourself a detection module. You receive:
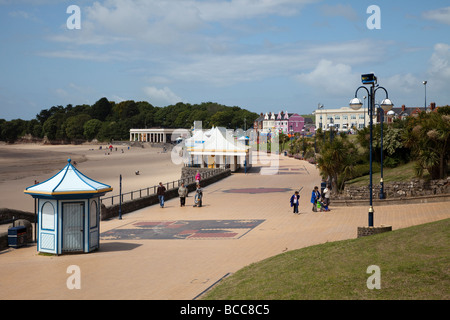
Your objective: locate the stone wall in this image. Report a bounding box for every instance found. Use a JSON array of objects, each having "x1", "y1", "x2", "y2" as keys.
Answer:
[
  {"x1": 0, "y1": 208, "x2": 35, "y2": 222},
  {"x1": 357, "y1": 226, "x2": 392, "y2": 238},
  {"x1": 338, "y1": 177, "x2": 450, "y2": 200},
  {"x1": 180, "y1": 167, "x2": 220, "y2": 180}
]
